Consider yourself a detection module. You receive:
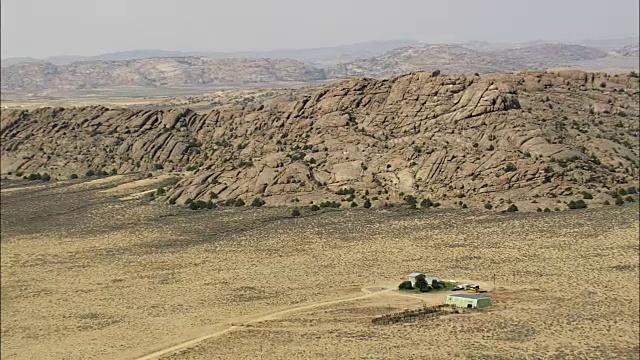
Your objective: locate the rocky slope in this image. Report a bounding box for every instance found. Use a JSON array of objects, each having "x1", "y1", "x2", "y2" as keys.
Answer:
[
  {"x1": 0, "y1": 57, "x2": 326, "y2": 93},
  {"x1": 327, "y1": 44, "x2": 609, "y2": 78},
  {"x1": 1, "y1": 71, "x2": 638, "y2": 212}
]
